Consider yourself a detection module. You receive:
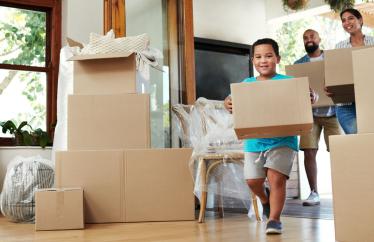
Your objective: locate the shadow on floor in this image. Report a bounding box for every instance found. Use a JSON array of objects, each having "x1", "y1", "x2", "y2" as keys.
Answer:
[{"x1": 202, "y1": 198, "x2": 334, "y2": 220}]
